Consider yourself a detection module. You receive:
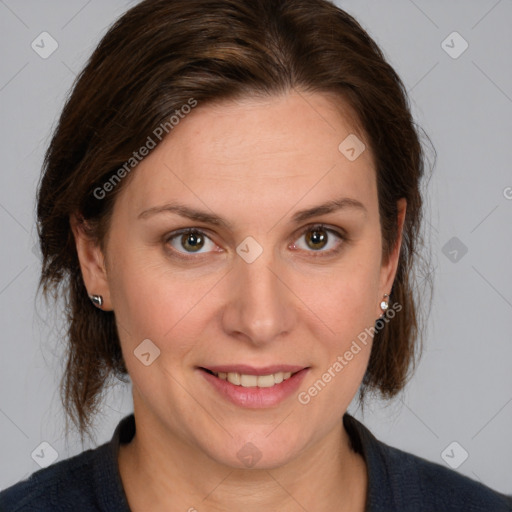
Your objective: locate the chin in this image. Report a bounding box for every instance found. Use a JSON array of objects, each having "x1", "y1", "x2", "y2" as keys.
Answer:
[{"x1": 201, "y1": 426, "x2": 305, "y2": 470}]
